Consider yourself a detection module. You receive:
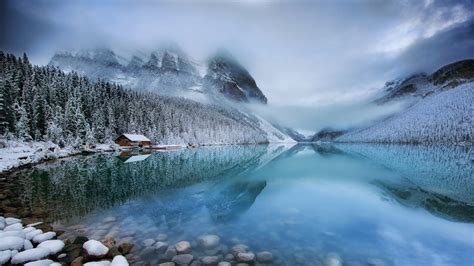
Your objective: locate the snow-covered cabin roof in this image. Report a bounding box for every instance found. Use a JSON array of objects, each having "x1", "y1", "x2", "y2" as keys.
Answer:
[
  {"x1": 124, "y1": 154, "x2": 151, "y2": 163},
  {"x1": 120, "y1": 134, "x2": 151, "y2": 142}
]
